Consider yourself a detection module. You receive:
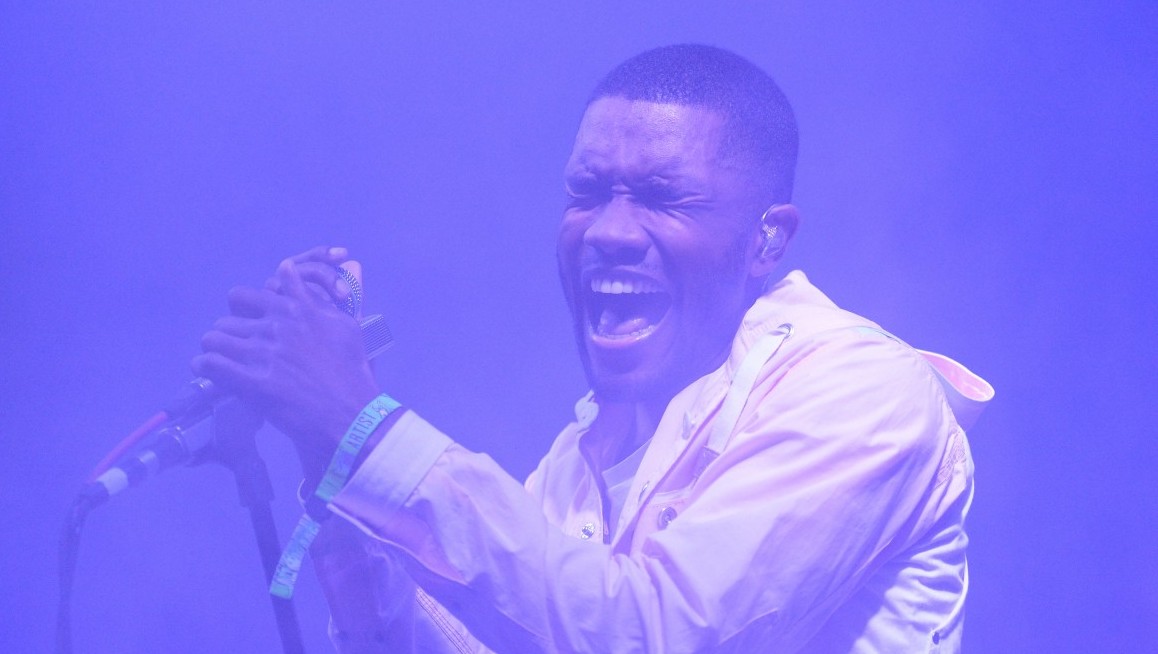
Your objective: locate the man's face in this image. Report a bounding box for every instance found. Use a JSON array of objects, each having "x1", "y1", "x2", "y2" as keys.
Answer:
[{"x1": 558, "y1": 97, "x2": 762, "y2": 409}]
